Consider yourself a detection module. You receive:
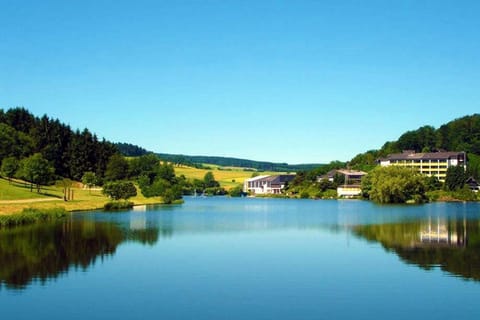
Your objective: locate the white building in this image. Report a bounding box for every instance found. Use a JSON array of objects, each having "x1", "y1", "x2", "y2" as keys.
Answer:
[{"x1": 243, "y1": 175, "x2": 295, "y2": 195}]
